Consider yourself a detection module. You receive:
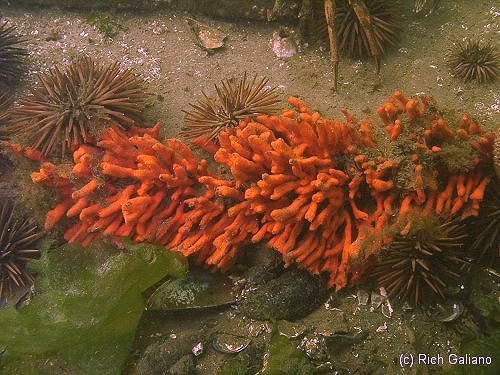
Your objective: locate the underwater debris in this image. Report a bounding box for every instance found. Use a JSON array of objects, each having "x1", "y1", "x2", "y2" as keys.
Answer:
[
  {"x1": 371, "y1": 217, "x2": 468, "y2": 306},
  {"x1": 7, "y1": 57, "x2": 146, "y2": 157},
  {"x1": 6, "y1": 91, "x2": 495, "y2": 291},
  {"x1": 186, "y1": 18, "x2": 227, "y2": 53},
  {"x1": 448, "y1": 39, "x2": 499, "y2": 84},
  {"x1": 182, "y1": 72, "x2": 280, "y2": 142},
  {"x1": 0, "y1": 200, "x2": 43, "y2": 302},
  {"x1": 0, "y1": 21, "x2": 26, "y2": 87}
]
